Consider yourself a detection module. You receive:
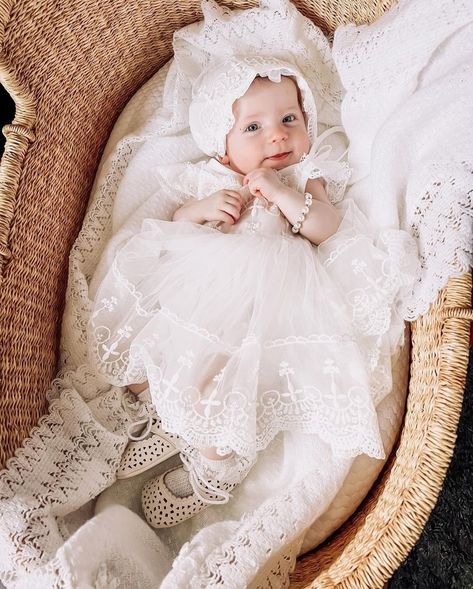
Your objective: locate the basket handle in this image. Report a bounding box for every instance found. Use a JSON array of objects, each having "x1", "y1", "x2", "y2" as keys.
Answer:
[
  {"x1": 2, "y1": 123, "x2": 36, "y2": 142},
  {"x1": 442, "y1": 307, "x2": 473, "y2": 320}
]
